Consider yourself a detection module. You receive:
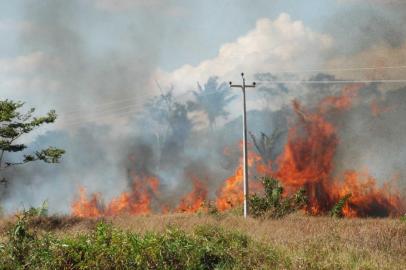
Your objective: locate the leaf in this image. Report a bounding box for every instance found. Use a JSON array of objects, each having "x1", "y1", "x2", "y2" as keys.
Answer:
[{"x1": 331, "y1": 194, "x2": 352, "y2": 218}]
